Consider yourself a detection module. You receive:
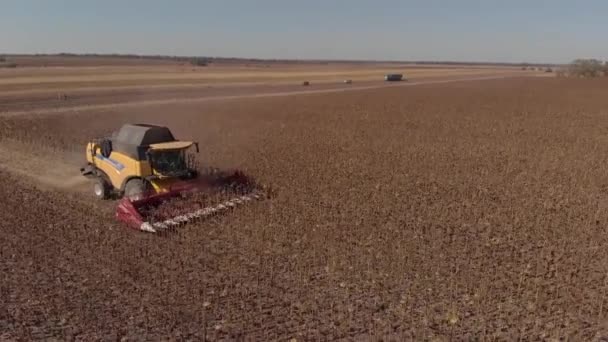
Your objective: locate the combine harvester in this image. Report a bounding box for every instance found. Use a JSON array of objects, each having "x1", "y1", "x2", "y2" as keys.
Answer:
[{"x1": 80, "y1": 123, "x2": 265, "y2": 233}]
